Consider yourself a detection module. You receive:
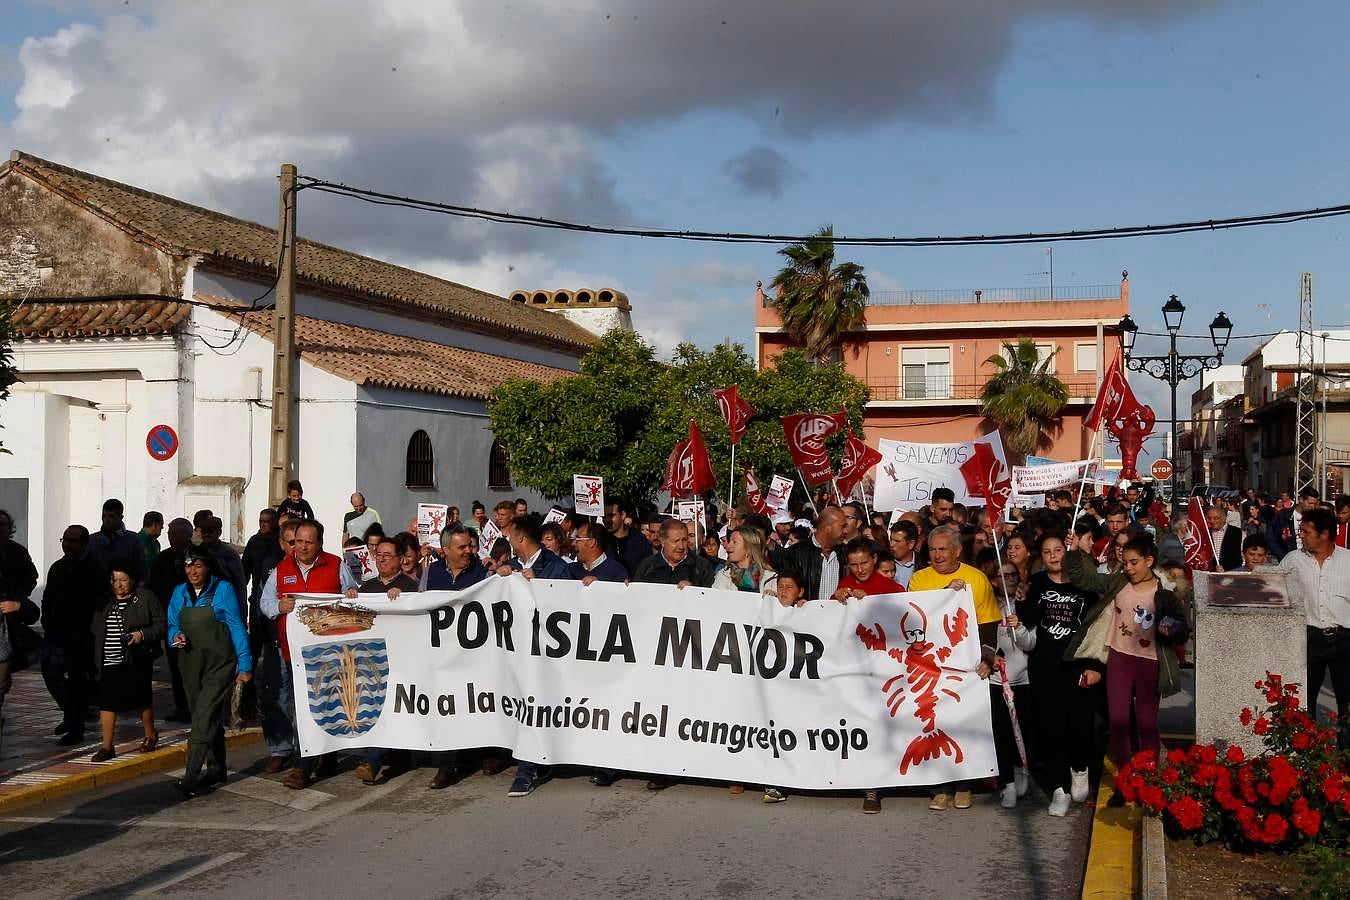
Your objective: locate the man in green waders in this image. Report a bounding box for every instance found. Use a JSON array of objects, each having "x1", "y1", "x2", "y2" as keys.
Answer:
[{"x1": 167, "y1": 549, "x2": 253, "y2": 797}]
